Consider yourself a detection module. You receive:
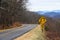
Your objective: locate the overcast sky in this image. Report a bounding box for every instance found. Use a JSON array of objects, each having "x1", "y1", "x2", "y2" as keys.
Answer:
[{"x1": 27, "y1": 0, "x2": 60, "y2": 11}]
